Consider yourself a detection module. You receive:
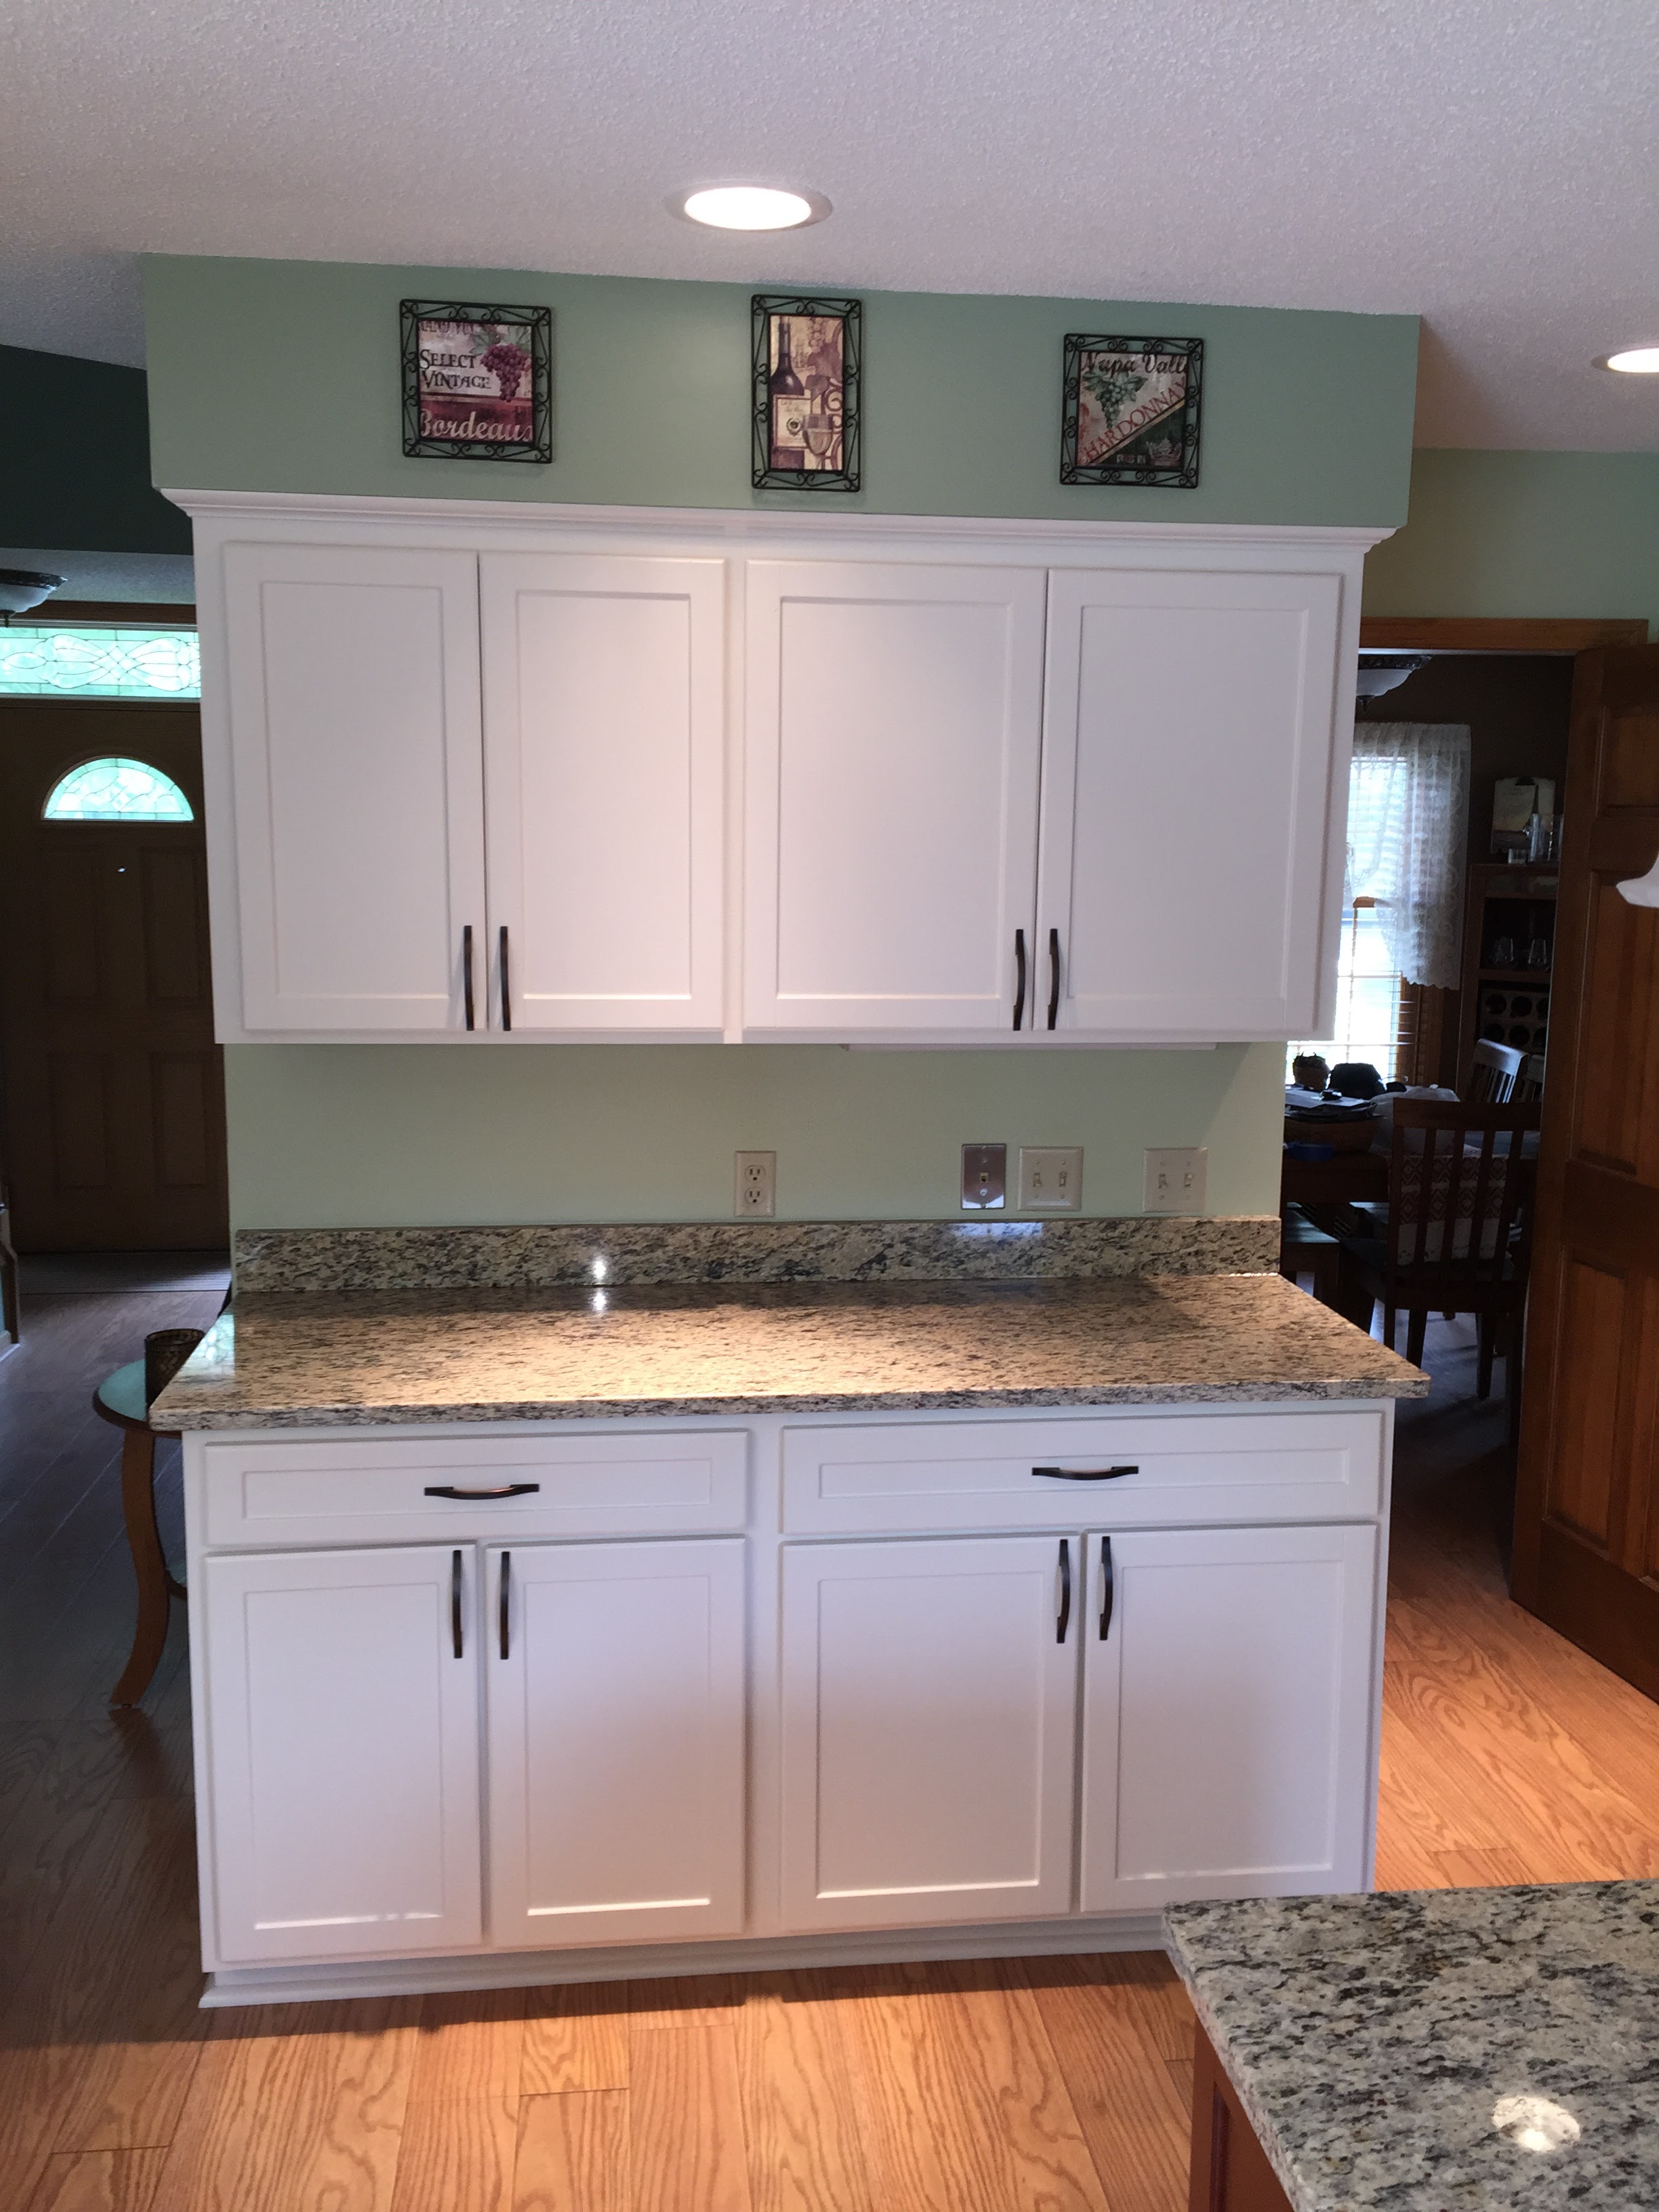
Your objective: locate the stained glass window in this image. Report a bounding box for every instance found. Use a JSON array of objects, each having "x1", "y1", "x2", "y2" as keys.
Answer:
[
  {"x1": 43, "y1": 758, "x2": 194, "y2": 822},
  {"x1": 0, "y1": 627, "x2": 200, "y2": 700}
]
